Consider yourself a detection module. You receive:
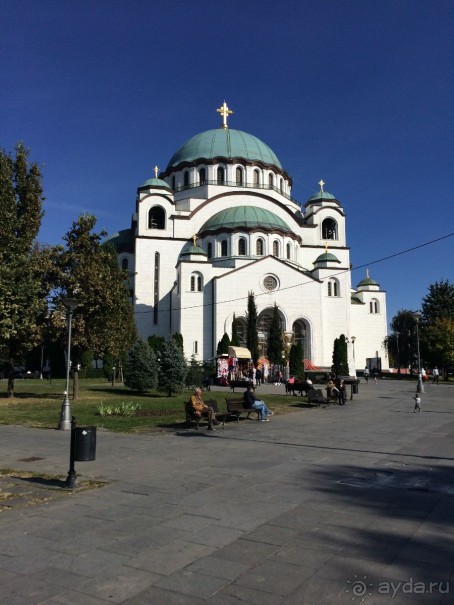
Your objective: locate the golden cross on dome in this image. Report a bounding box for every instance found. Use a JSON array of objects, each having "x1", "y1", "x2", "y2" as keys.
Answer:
[
  {"x1": 216, "y1": 101, "x2": 233, "y2": 129},
  {"x1": 192, "y1": 234, "x2": 197, "y2": 246},
  {"x1": 324, "y1": 241, "x2": 329, "y2": 253},
  {"x1": 153, "y1": 165, "x2": 159, "y2": 179},
  {"x1": 318, "y1": 179, "x2": 325, "y2": 192}
]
